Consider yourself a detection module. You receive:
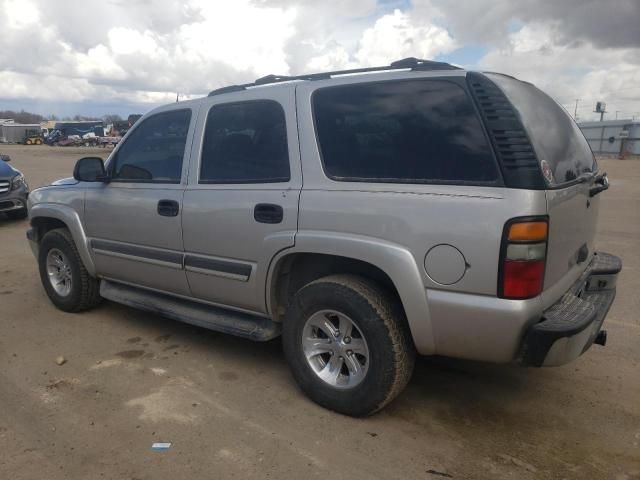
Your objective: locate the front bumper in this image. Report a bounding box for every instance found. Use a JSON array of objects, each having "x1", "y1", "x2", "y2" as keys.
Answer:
[
  {"x1": 519, "y1": 252, "x2": 622, "y2": 367},
  {"x1": 0, "y1": 186, "x2": 29, "y2": 213}
]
